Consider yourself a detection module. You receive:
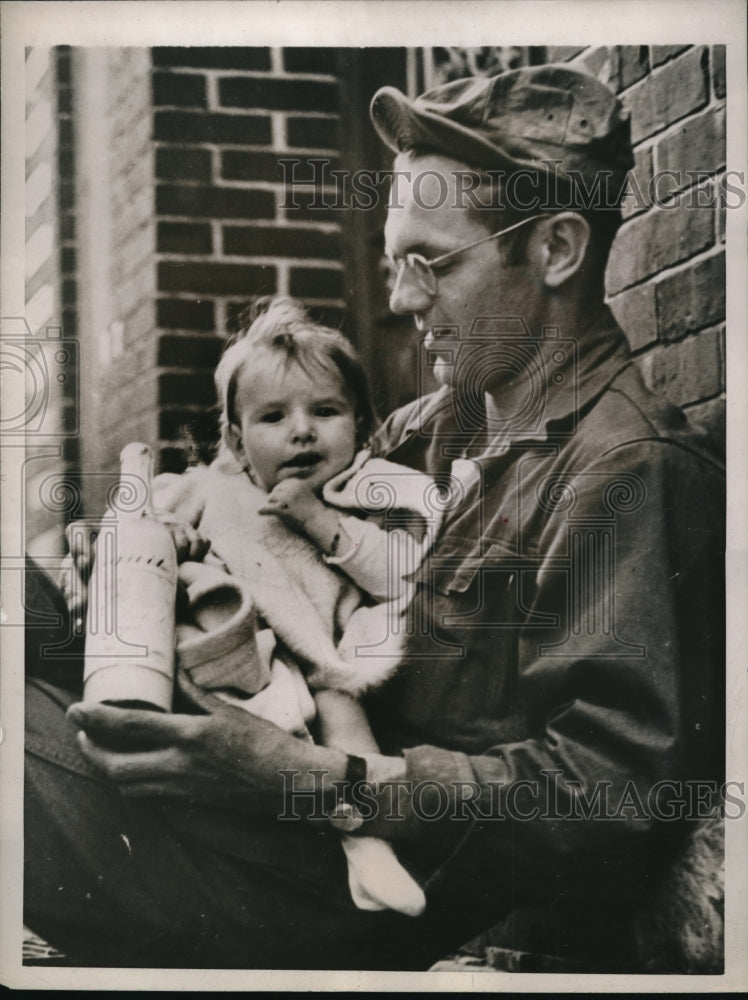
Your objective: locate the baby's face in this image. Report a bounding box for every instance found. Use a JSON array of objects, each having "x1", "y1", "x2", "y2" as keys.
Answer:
[{"x1": 229, "y1": 354, "x2": 357, "y2": 493}]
